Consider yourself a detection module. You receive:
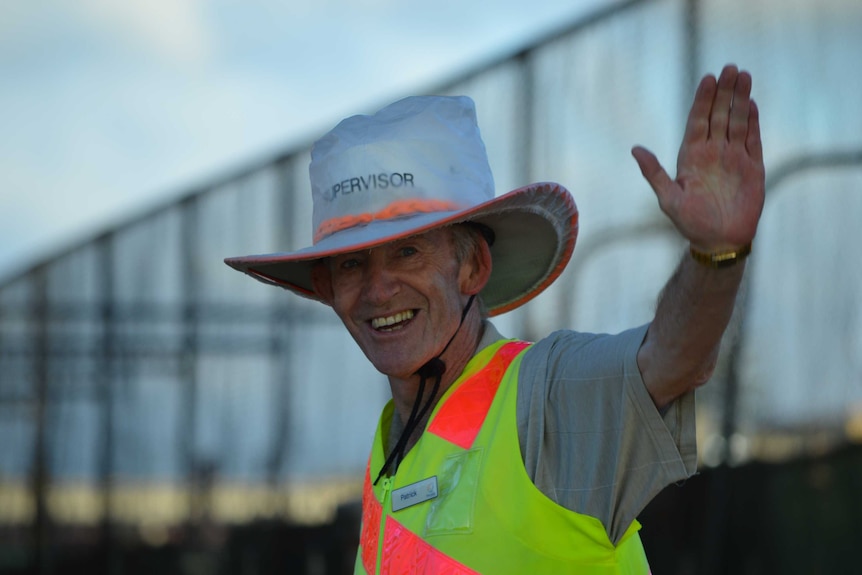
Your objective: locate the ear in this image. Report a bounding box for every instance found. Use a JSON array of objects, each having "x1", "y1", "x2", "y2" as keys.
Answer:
[
  {"x1": 310, "y1": 260, "x2": 335, "y2": 304},
  {"x1": 459, "y1": 237, "x2": 493, "y2": 296}
]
